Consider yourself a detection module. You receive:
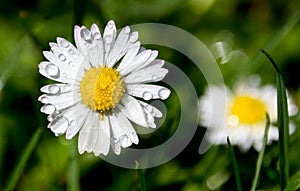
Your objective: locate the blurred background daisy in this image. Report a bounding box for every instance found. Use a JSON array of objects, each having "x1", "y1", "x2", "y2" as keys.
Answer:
[{"x1": 199, "y1": 75, "x2": 298, "y2": 152}]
